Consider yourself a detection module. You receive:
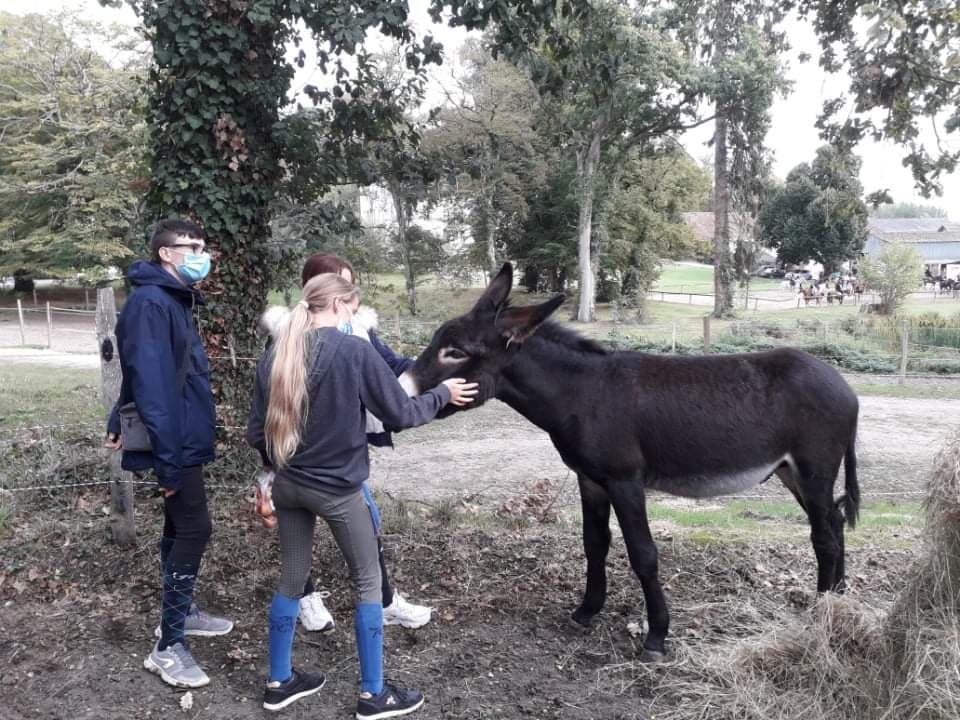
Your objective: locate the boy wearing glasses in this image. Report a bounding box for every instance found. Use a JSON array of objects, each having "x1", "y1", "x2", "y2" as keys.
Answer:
[{"x1": 105, "y1": 219, "x2": 232, "y2": 688}]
